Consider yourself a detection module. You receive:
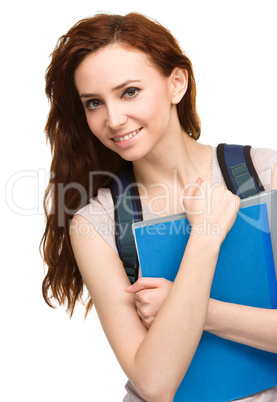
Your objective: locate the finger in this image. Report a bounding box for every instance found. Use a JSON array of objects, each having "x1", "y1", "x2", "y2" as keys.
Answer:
[
  {"x1": 136, "y1": 307, "x2": 144, "y2": 320},
  {"x1": 142, "y1": 317, "x2": 153, "y2": 330},
  {"x1": 235, "y1": 194, "x2": 241, "y2": 211},
  {"x1": 185, "y1": 177, "x2": 203, "y2": 197},
  {"x1": 136, "y1": 305, "x2": 154, "y2": 326},
  {"x1": 125, "y1": 277, "x2": 164, "y2": 293}
]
